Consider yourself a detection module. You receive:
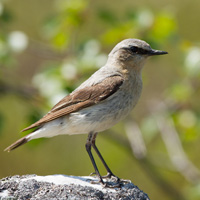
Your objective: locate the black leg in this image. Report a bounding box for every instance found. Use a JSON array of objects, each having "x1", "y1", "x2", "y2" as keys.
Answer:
[
  {"x1": 91, "y1": 133, "x2": 119, "y2": 181},
  {"x1": 85, "y1": 132, "x2": 104, "y2": 185},
  {"x1": 85, "y1": 132, "x2": 130, "y2": 188}
]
